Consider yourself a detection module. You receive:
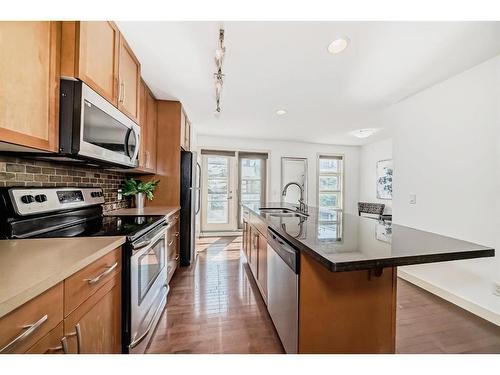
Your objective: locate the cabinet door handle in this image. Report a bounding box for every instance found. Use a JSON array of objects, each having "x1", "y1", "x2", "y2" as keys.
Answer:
[
  {"x1": 175, "y1": 254, "x2": 179, "y2": 261},
  {"x1": 0, "y1": 314, "x2": 48, "y2": 353},
  {"x1": 47, "y1": 339, "x2": 67, "y2": 354},
  {"x1": 174, "y1": 232, "x2": 179, "y2": 237},
  {"x1": 83, "y1": 262, "x2": 118, "y2": 285},
  {"x1": 119, "y1": 82, "x2": 125, "y2": 103},
  {"x1": 65, "y1": 323, "x2": 82, "y2": 354},
  {"x1": 168, "y1": 239, "x2": 174, "y2": 247}
]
